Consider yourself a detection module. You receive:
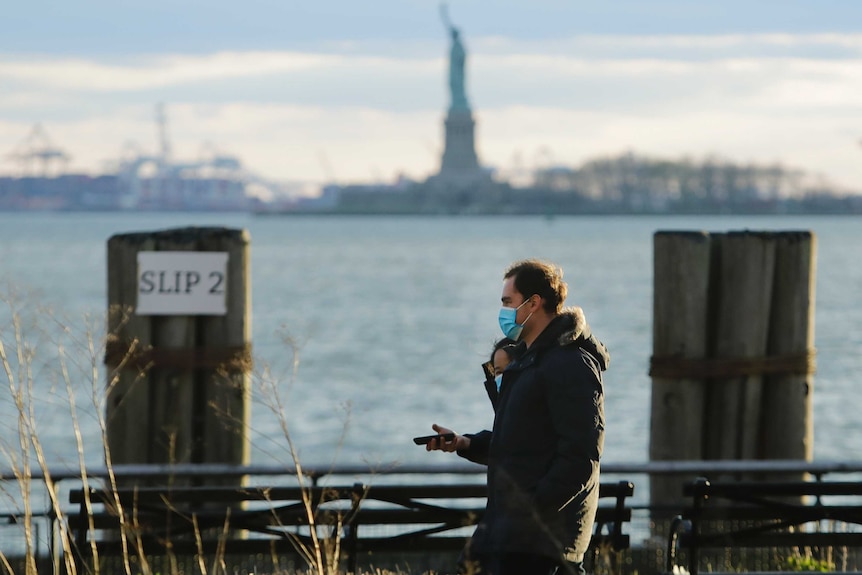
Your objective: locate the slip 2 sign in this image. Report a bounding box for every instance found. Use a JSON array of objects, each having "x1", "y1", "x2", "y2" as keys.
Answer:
[{"x1": 136, "y1": 251, "x2": 228, "y2": 315}]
